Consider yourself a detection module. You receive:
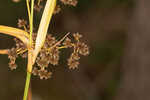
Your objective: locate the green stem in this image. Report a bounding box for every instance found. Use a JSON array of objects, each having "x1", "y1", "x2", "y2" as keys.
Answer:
[
  {"x1": 26, "y1": 0, "x2": 31, "y2": 22},
  {"x1": 29, "y1": 0, "x2": 34, "y2": 45},
  {"x1": 23, "y1": 72, "x2": 31, "y2": 100},
  {"x1": 23, "y1": 0, "x2": 34, "y2": 100}
]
